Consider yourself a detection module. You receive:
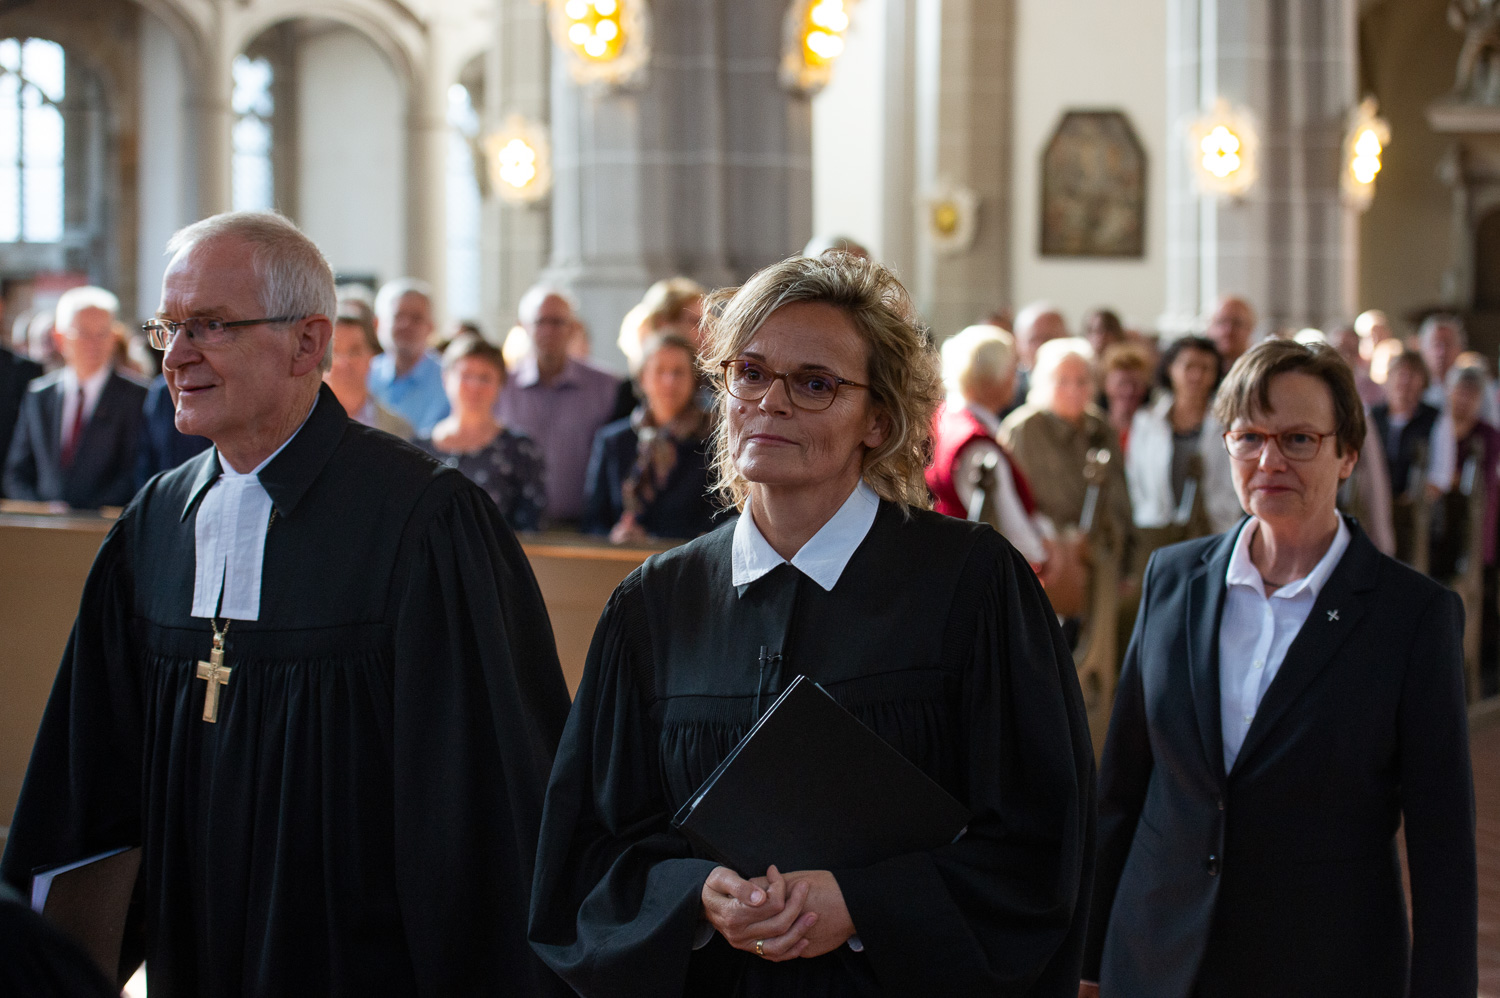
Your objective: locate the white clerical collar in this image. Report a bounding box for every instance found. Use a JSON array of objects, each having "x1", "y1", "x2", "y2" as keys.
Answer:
[
  {"x1": 190, "y1": 399, "x2": 318, "y2": 621},
  {"x1": 731, "y1": 480, "x2": 880, "y2": 593},
  {"x1": 1225, "y1": 514, "x2": 1350, "y2": 601}
]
